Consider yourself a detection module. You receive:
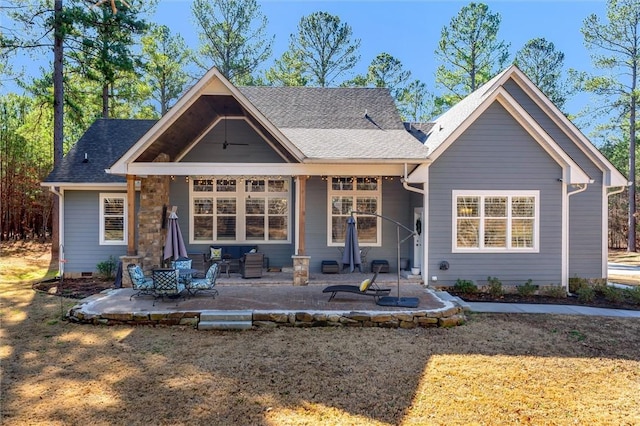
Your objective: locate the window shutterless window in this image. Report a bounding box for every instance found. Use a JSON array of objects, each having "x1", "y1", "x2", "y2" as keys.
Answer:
[
  {"x1": 453, "y1": 190, "x2": 539, "y2": 252},
  {"x1": 328, "y1": 177, "x2": 381, "y2": 246},
  {"x1": 99, "y1": 193, "x2": 126, "y2": 245},
  {"x1": 190, "y1": 177, "x2": 290, "y2": 244}
]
